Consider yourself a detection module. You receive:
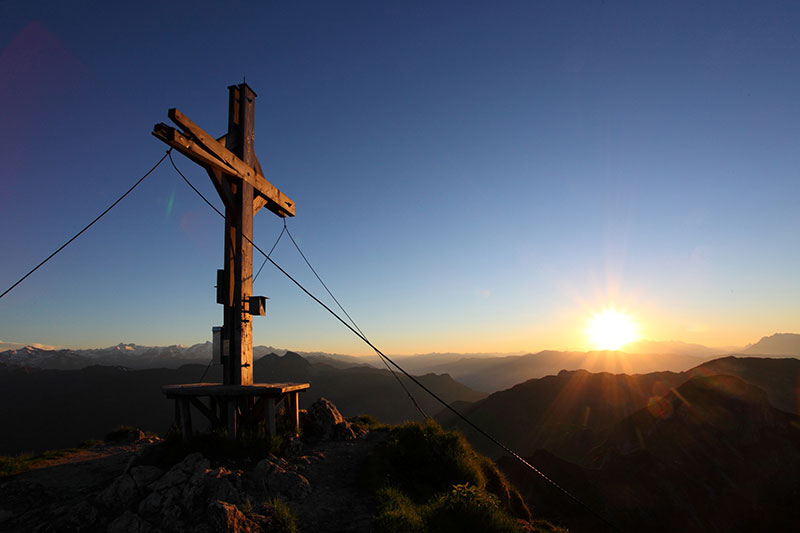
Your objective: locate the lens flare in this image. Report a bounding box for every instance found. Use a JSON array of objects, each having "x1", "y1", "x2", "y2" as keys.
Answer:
[
  {"x1": 166, "y1": 191, "x2": 175, "y2": 218},
  {"x1": 586, "y1": 308, "x2": 639, "y2": 350}
]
